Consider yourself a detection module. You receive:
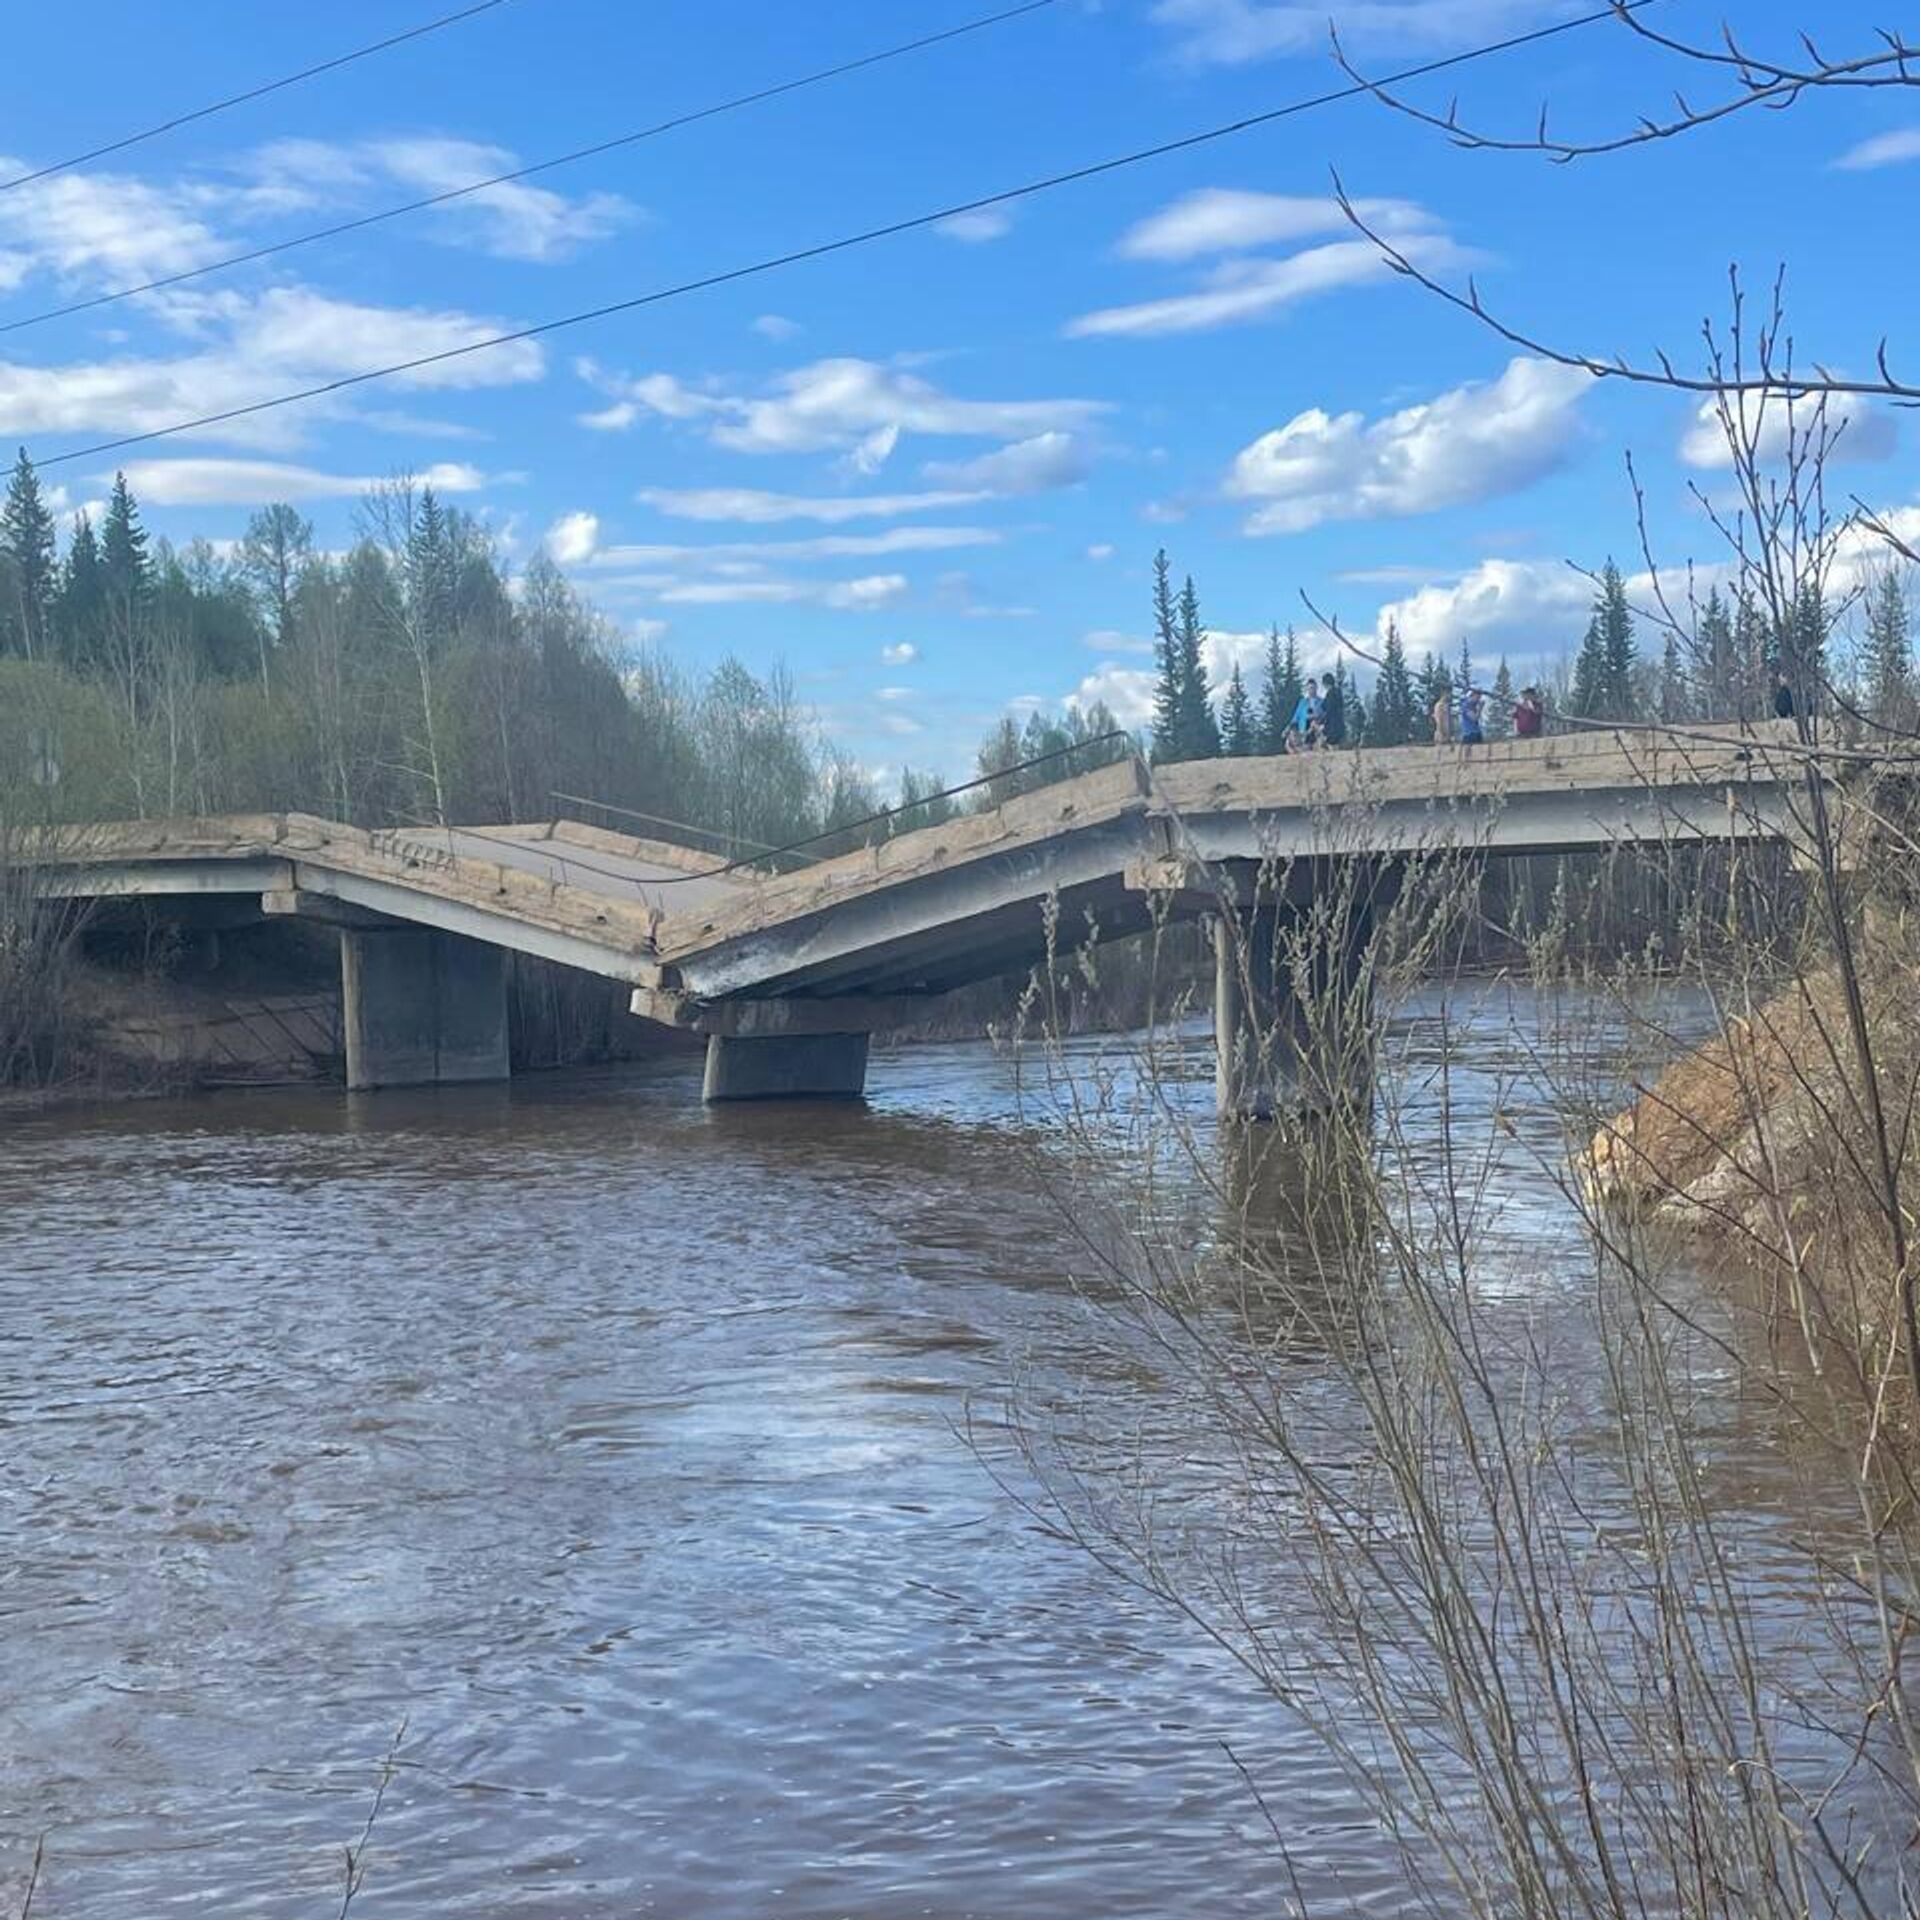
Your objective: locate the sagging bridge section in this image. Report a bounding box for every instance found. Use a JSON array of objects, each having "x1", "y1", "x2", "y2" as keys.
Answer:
[{"x1": 32, "y1": 723, "x2": 1810, "y2": 1115}]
